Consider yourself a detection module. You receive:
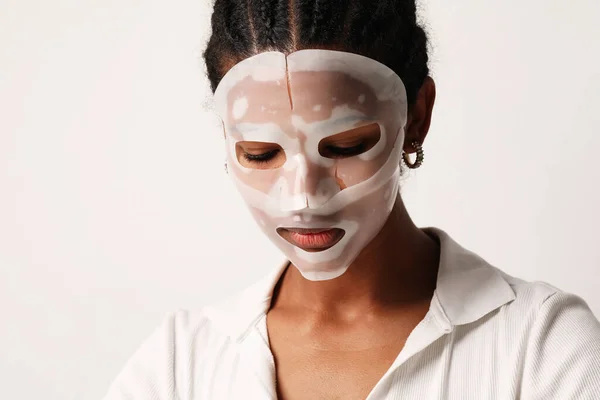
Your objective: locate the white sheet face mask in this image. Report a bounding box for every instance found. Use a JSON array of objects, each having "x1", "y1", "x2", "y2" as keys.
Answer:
[{"x1": 214, "y1": 50, "x2": 408, "y2": 281}]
